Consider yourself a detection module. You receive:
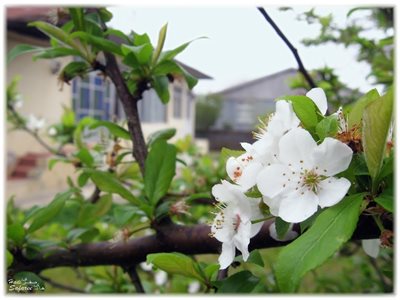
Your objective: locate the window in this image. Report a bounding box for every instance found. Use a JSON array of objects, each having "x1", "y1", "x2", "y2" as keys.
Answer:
[
  {"x1": 173, "y1": 86, "x2": 182, "y2": 119},
  {"x1": 72, "y1": 72, "x2": 116, "y2": 121},
  {"x1": 73, "y1": 72, "x2": 167, "y2": 123},
  {"x1": 138, "y1": 89, "x2": 167, "y2": 123}
]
